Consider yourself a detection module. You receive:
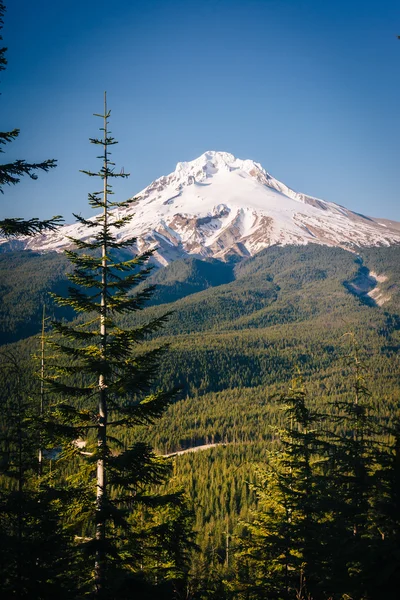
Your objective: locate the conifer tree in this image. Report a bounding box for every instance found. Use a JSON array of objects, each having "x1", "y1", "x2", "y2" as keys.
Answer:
[
  {"x1": 0, "y1": 1, "x2": 62, "y2": 236},
  {"x1": 235, "y1": 376, "x2": 328, "y2": 600},
  {"x1": 47, "y1": 94, "x2": 189, "y2": 598},
  {"x1": 324, "y1": 340, "x2": 381, "y2": 599}
]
